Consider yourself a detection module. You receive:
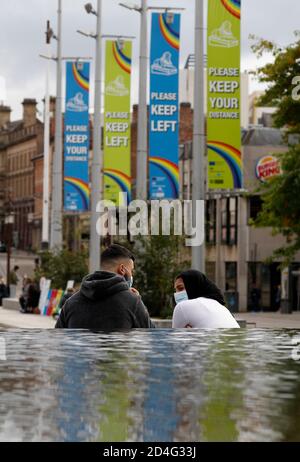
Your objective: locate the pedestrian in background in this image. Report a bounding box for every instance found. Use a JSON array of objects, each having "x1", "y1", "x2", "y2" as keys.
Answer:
[
  {"x1": 0, "y1": 277, "x2": 8, "y2": 306},
  {"x1": 250, "y1": 283, "x2": 262, "y2": 312}
]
